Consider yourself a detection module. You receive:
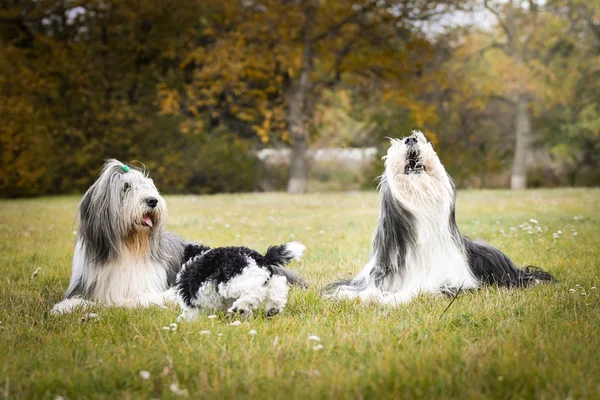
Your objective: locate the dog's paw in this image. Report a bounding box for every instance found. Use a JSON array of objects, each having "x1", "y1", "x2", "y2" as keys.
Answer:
[
  {"x1": 227, "y1": 307, "x2": 253, "y2": 317},
  {"x1": 50, "y1": 298, "x2": 92, "y2": 315}
]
